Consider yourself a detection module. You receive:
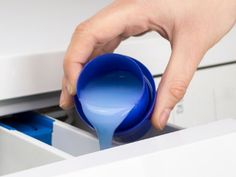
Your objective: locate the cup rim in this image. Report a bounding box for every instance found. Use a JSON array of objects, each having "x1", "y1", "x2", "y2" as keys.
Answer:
[
  {"x1": 114, "y1": 59, "x2": 156, "y2": 136},
  {"x1": 75, "y1": 53, "x2": 148, "y2": 129}
]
